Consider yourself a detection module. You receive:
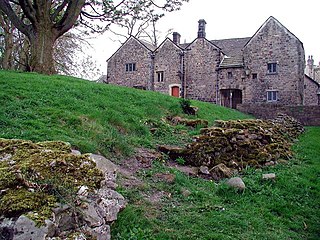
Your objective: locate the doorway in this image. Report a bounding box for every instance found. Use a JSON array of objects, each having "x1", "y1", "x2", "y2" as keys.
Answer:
[
  {"x1": 220, "y1": 89, "x2": 242, "y2": 109},
  {"x1": 171, "y1": 86, "x2": 180, "y2": 97}
]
